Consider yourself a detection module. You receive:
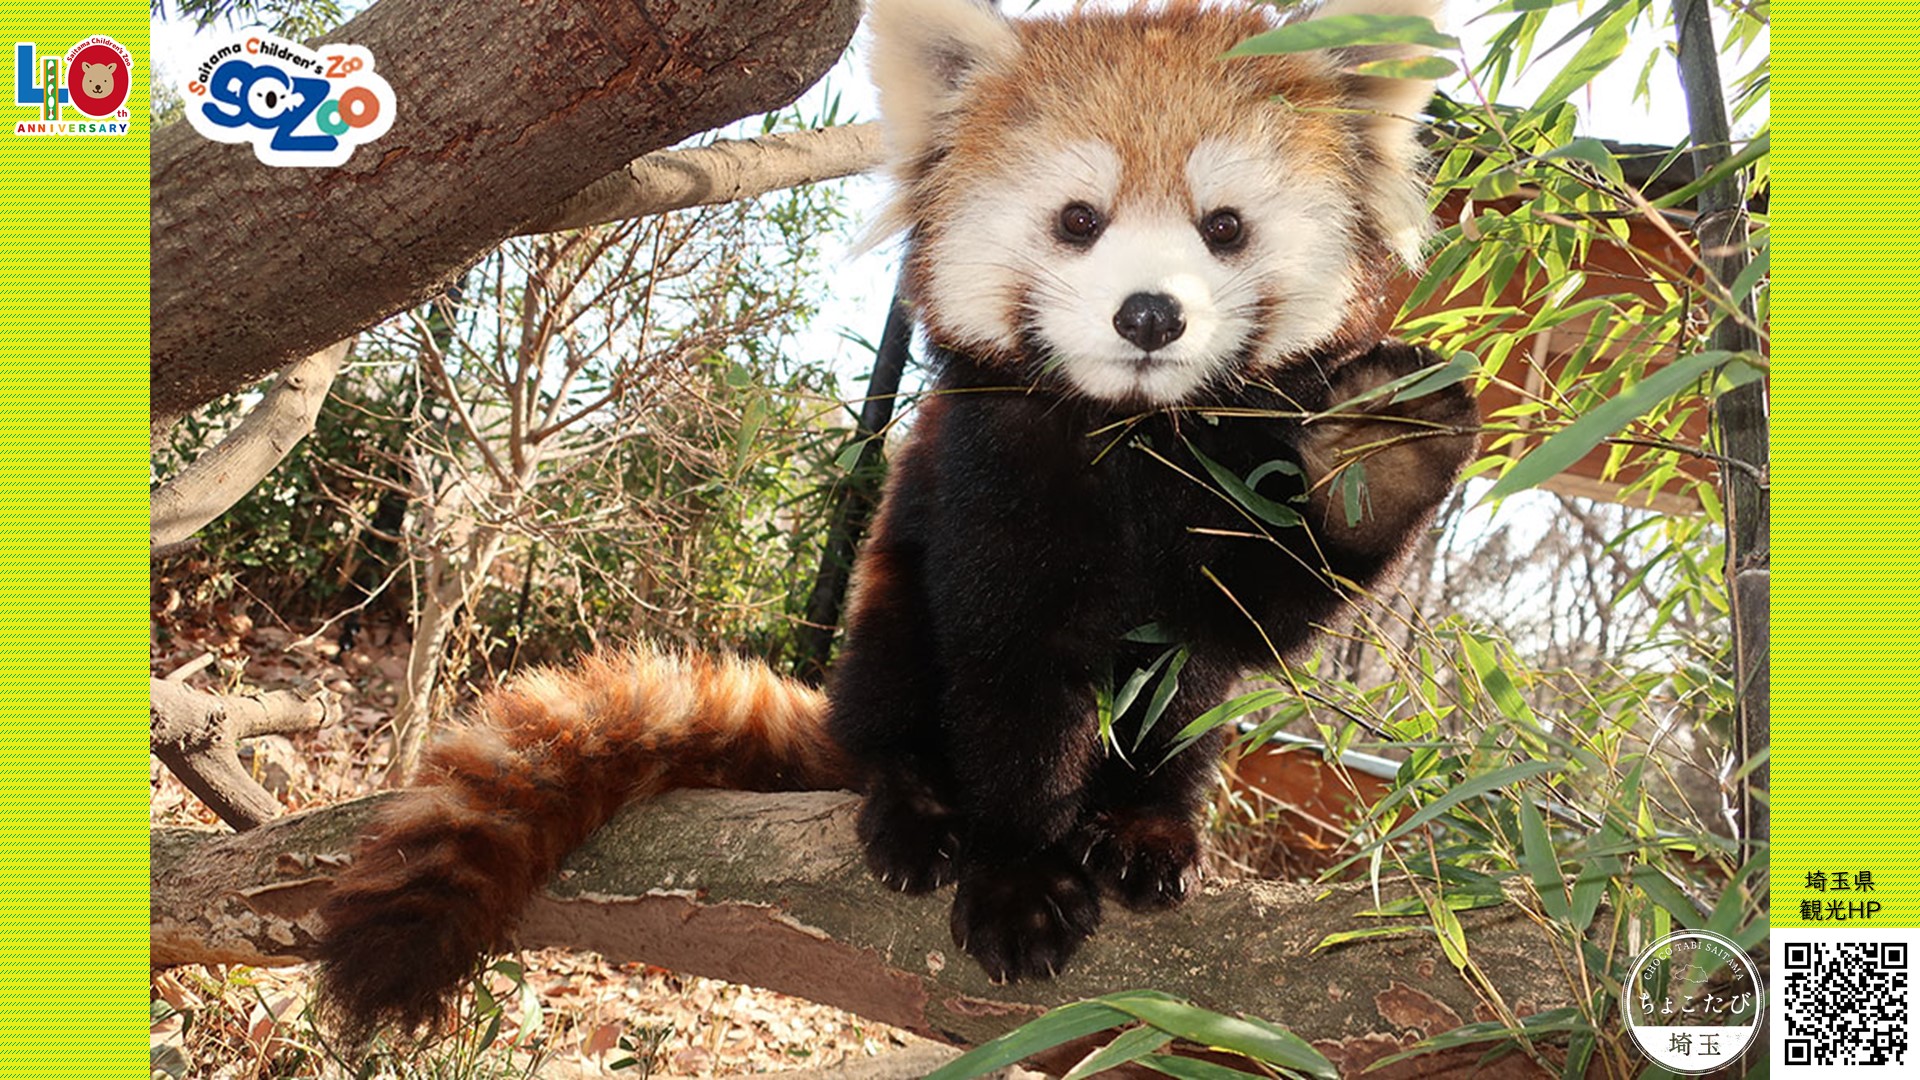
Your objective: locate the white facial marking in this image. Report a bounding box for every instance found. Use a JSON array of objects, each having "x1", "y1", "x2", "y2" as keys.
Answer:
[
  {"x1": 921, "y1": 137, "x2": 1364, "y2": 405},
  {"x1": 924, "y1": 140, "x2": 1123, "y2": 353},
  {"x1": 1030, "y1": 212, "x2": 1249, "y2": 404},
  {"x1": 1184, "y1": 137, "x2": 1359, "y2": 364}
]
